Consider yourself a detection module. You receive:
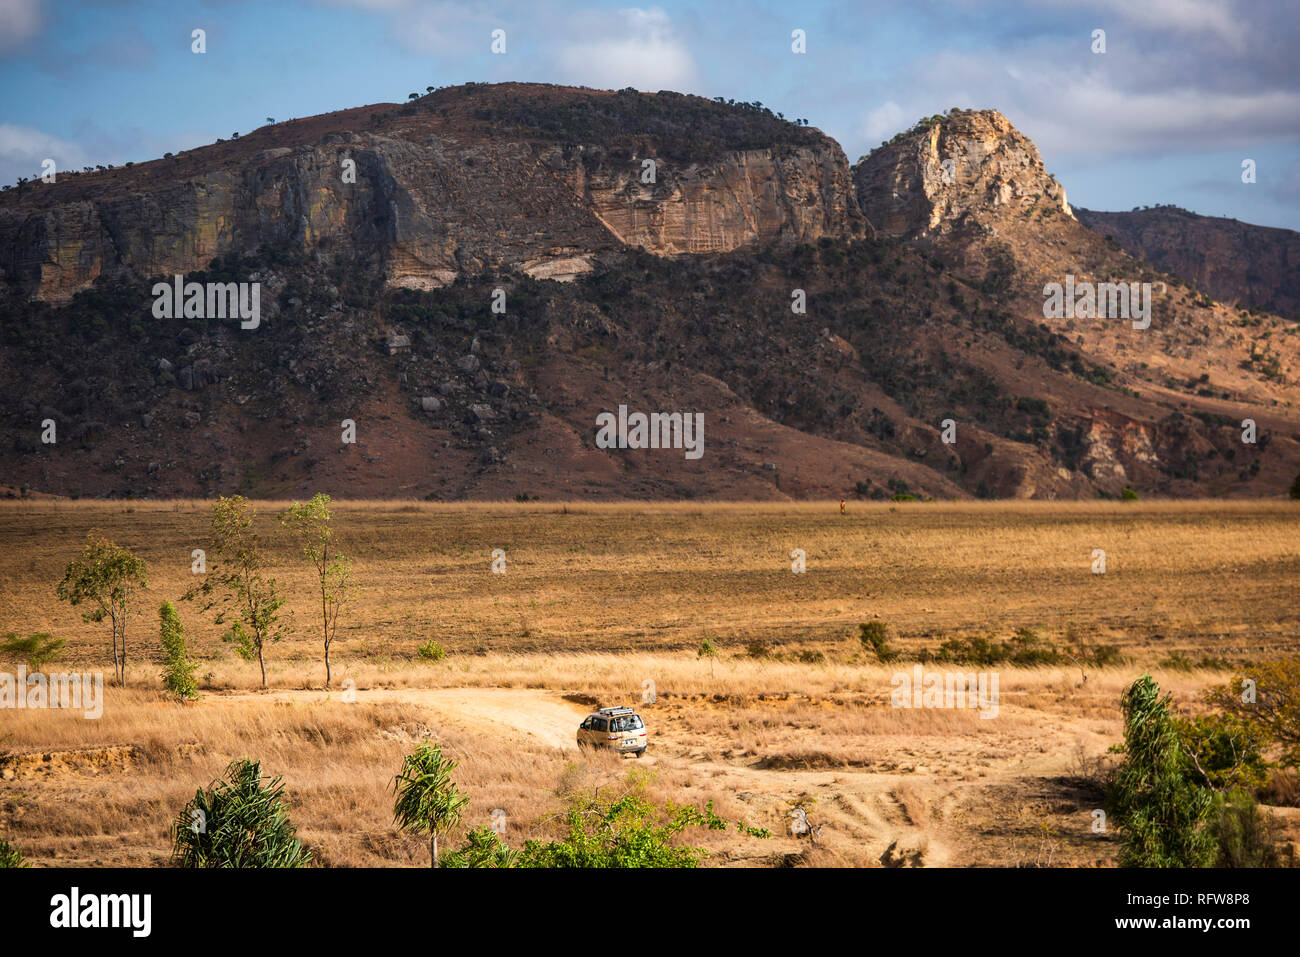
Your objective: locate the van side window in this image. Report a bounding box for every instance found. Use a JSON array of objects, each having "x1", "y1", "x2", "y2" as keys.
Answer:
[
  {"x1": 580, "y1": 717, "x2": 592, "y2": 729},
  {"x1": 594, "y1": 718, "x2": 608, "y2": 732}
]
